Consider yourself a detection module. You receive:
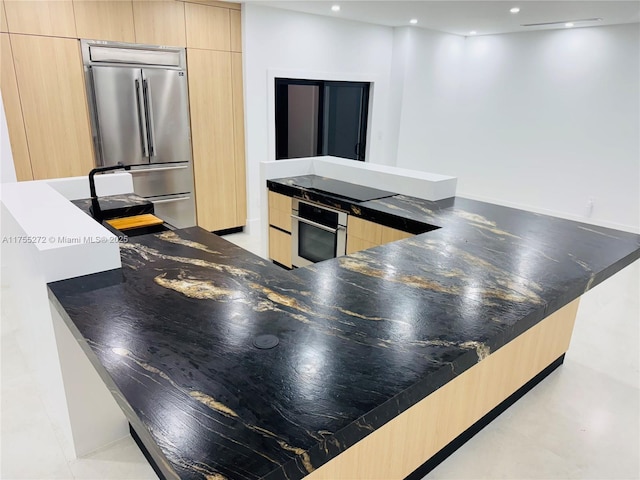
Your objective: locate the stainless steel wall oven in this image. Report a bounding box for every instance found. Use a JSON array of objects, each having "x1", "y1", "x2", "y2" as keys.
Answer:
[{"x1": 291, "y1": 198, "x2": 347, "y2": 268}]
